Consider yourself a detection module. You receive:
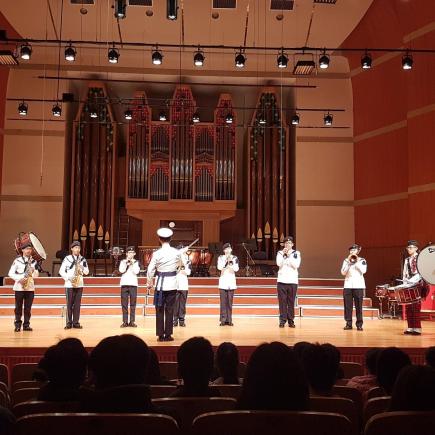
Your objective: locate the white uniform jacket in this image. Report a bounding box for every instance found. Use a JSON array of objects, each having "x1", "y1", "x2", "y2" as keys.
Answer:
[
  {"x1": 341, "y1": 258, "x2": 367, "y2": 289},
  {"x1": 276, "y1": 250, "x2": 301, "y2": 285},
  {"x1": 176, "y1": 253, "x2": 191, "y2": 291},
  {"x1": 119, "y1": 259, "x2": 140, "y2": 287},
  {"x1": 147, "y1": 243, "x2": 181, "y2": 291},
  {"x1": 59, "y1": 255, "x2": 90, "y2": 288},
  {"x1": 402, "y1": 254, "x2": 421, "y2": 285},
  {"x1": 8, "y1": 256, "x2": 39, "y2": 291},
  {"x1": 217, "y1": 255, "x2": 239, "y2": 290}
]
